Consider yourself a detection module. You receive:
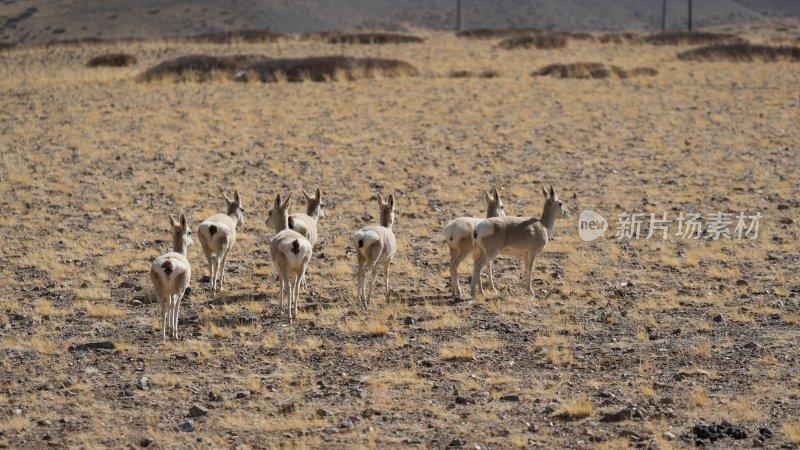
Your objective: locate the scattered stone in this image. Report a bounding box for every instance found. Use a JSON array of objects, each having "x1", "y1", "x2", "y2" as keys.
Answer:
[
  {"x1": 137, "y1": 377, "x2": 149, "y2": 390},
  {"x1": 188, "y1": 405, "x2": 207, "y2": 418},
  {"x1": 208, "y1": 391, "x2": 222, "y2": 401},
  {"x1": 235, "y1": 391, "x2": 250, "y2": 399},
  {"x1": 68, "y1": 341, "x2": 116, "y2": 352},
  {"x1": 527, "y1": 422, "x2": 540, "y2": 433},
  {"x1": 743, "y1": 341, "x2": 760, "y2": 350},
  {"x1": 713, "y1": 314, "x2": 723, "y2": 322},
  {"x1": 121, "y1": 389, "x2": 134, "y2": 397},
  {"x1": 767, "y1": 252, "x2": 784, "y2": 261},
  {"x1": 760, "y1": 428, "x2": 773, "y2": 438},
  {"x1": 140, "y1": 437, "x2": 153, "y2": 447},
  {"x1": 753, "y1": 438, "x2": 765, "y2": 447},
  {"x1": 455, "y1": 395, "x2": 472, "y2": 405},
  {"x1": 316, "y1": 408, "x2": 332, "y2": 418},
  {"x1": 37, "y1": 419, "x2": 52, "y2": 426},
  {"x1": 361, "y1": 408, "x2": 381, "y2": 419},
  {"x1": 403, "y1": 316, "x2": 415, "y2": 325},
  {"x1": 600, "y1": 408, "x2": 632, "y2": 422},
  {"x1": 735, "y1": 279, "x2": 748, "y2": 286},
  {"x1": 176, "y1": 420, "x2": 194, "y2": 432},
  {"x1": 664, "y1": 432, "x2": 677, "y2": 441},
  {"x1": 499, "y1": 394, "x2": 520, "y2": 402},
  {"x1": 693, "y1": 421, "x2": 747, "y2": 443},
  {"x1": 448, "y1": 438, "x2": 465, "y2": 447}
]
